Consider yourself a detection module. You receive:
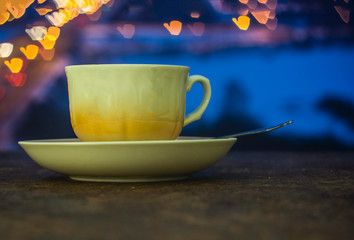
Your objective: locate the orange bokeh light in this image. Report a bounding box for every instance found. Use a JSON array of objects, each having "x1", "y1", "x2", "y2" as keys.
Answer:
[
  {"x1": 163, "y1": 20, "x2": 182, "y2": 36},
  {"x1": 39, "y1": 47, "x2": 55, "y2": 61},
  {"x1": 246, "y1": 0, "x2": 258, "y2": 10},
  {"x1": 238, "y1": 7, "x2": 249, "y2": 16},
  {"x1": 268, "y1": 10, "x2": 276, "y2": 19},
  {"x1": 46, "y1": 26, "x2": 60, "y2": 41},
  {"x1": 334, "y1": 6, "x2": 350, "y2": 24},
  {"x1": 190, "y1": 12, "x2": 200, "y2": 18},
  {"x1": 0, "y1": 0, "x2": 34, "y2": 24},
  {"x1": 251, "y1": 11, "x2": 270, "y2": 24},
  {"x1": 35, "y1": 8, "x2": 53, "y2": 16}
]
